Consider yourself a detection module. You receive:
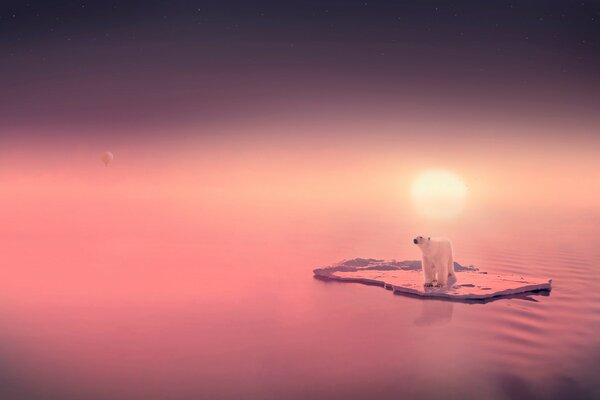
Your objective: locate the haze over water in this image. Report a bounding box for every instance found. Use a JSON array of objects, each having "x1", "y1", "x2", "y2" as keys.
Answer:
[{"x1": 2, "y1": 130, "x2": 600, "y2": 399}]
